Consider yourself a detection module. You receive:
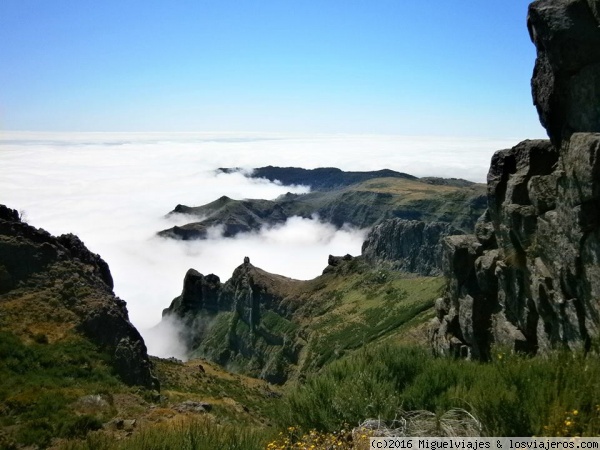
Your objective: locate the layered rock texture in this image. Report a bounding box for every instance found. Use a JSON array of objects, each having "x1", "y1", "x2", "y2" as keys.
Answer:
[
  {"x1": 431, "y1": 0, "x2": 600, "y2": 358},
  {"x1": 362, "y1": 219, "x2": 463, "y2": 276},
  {"x1": 0, "y1": 205, "x2": 159, "y2": 389}
]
